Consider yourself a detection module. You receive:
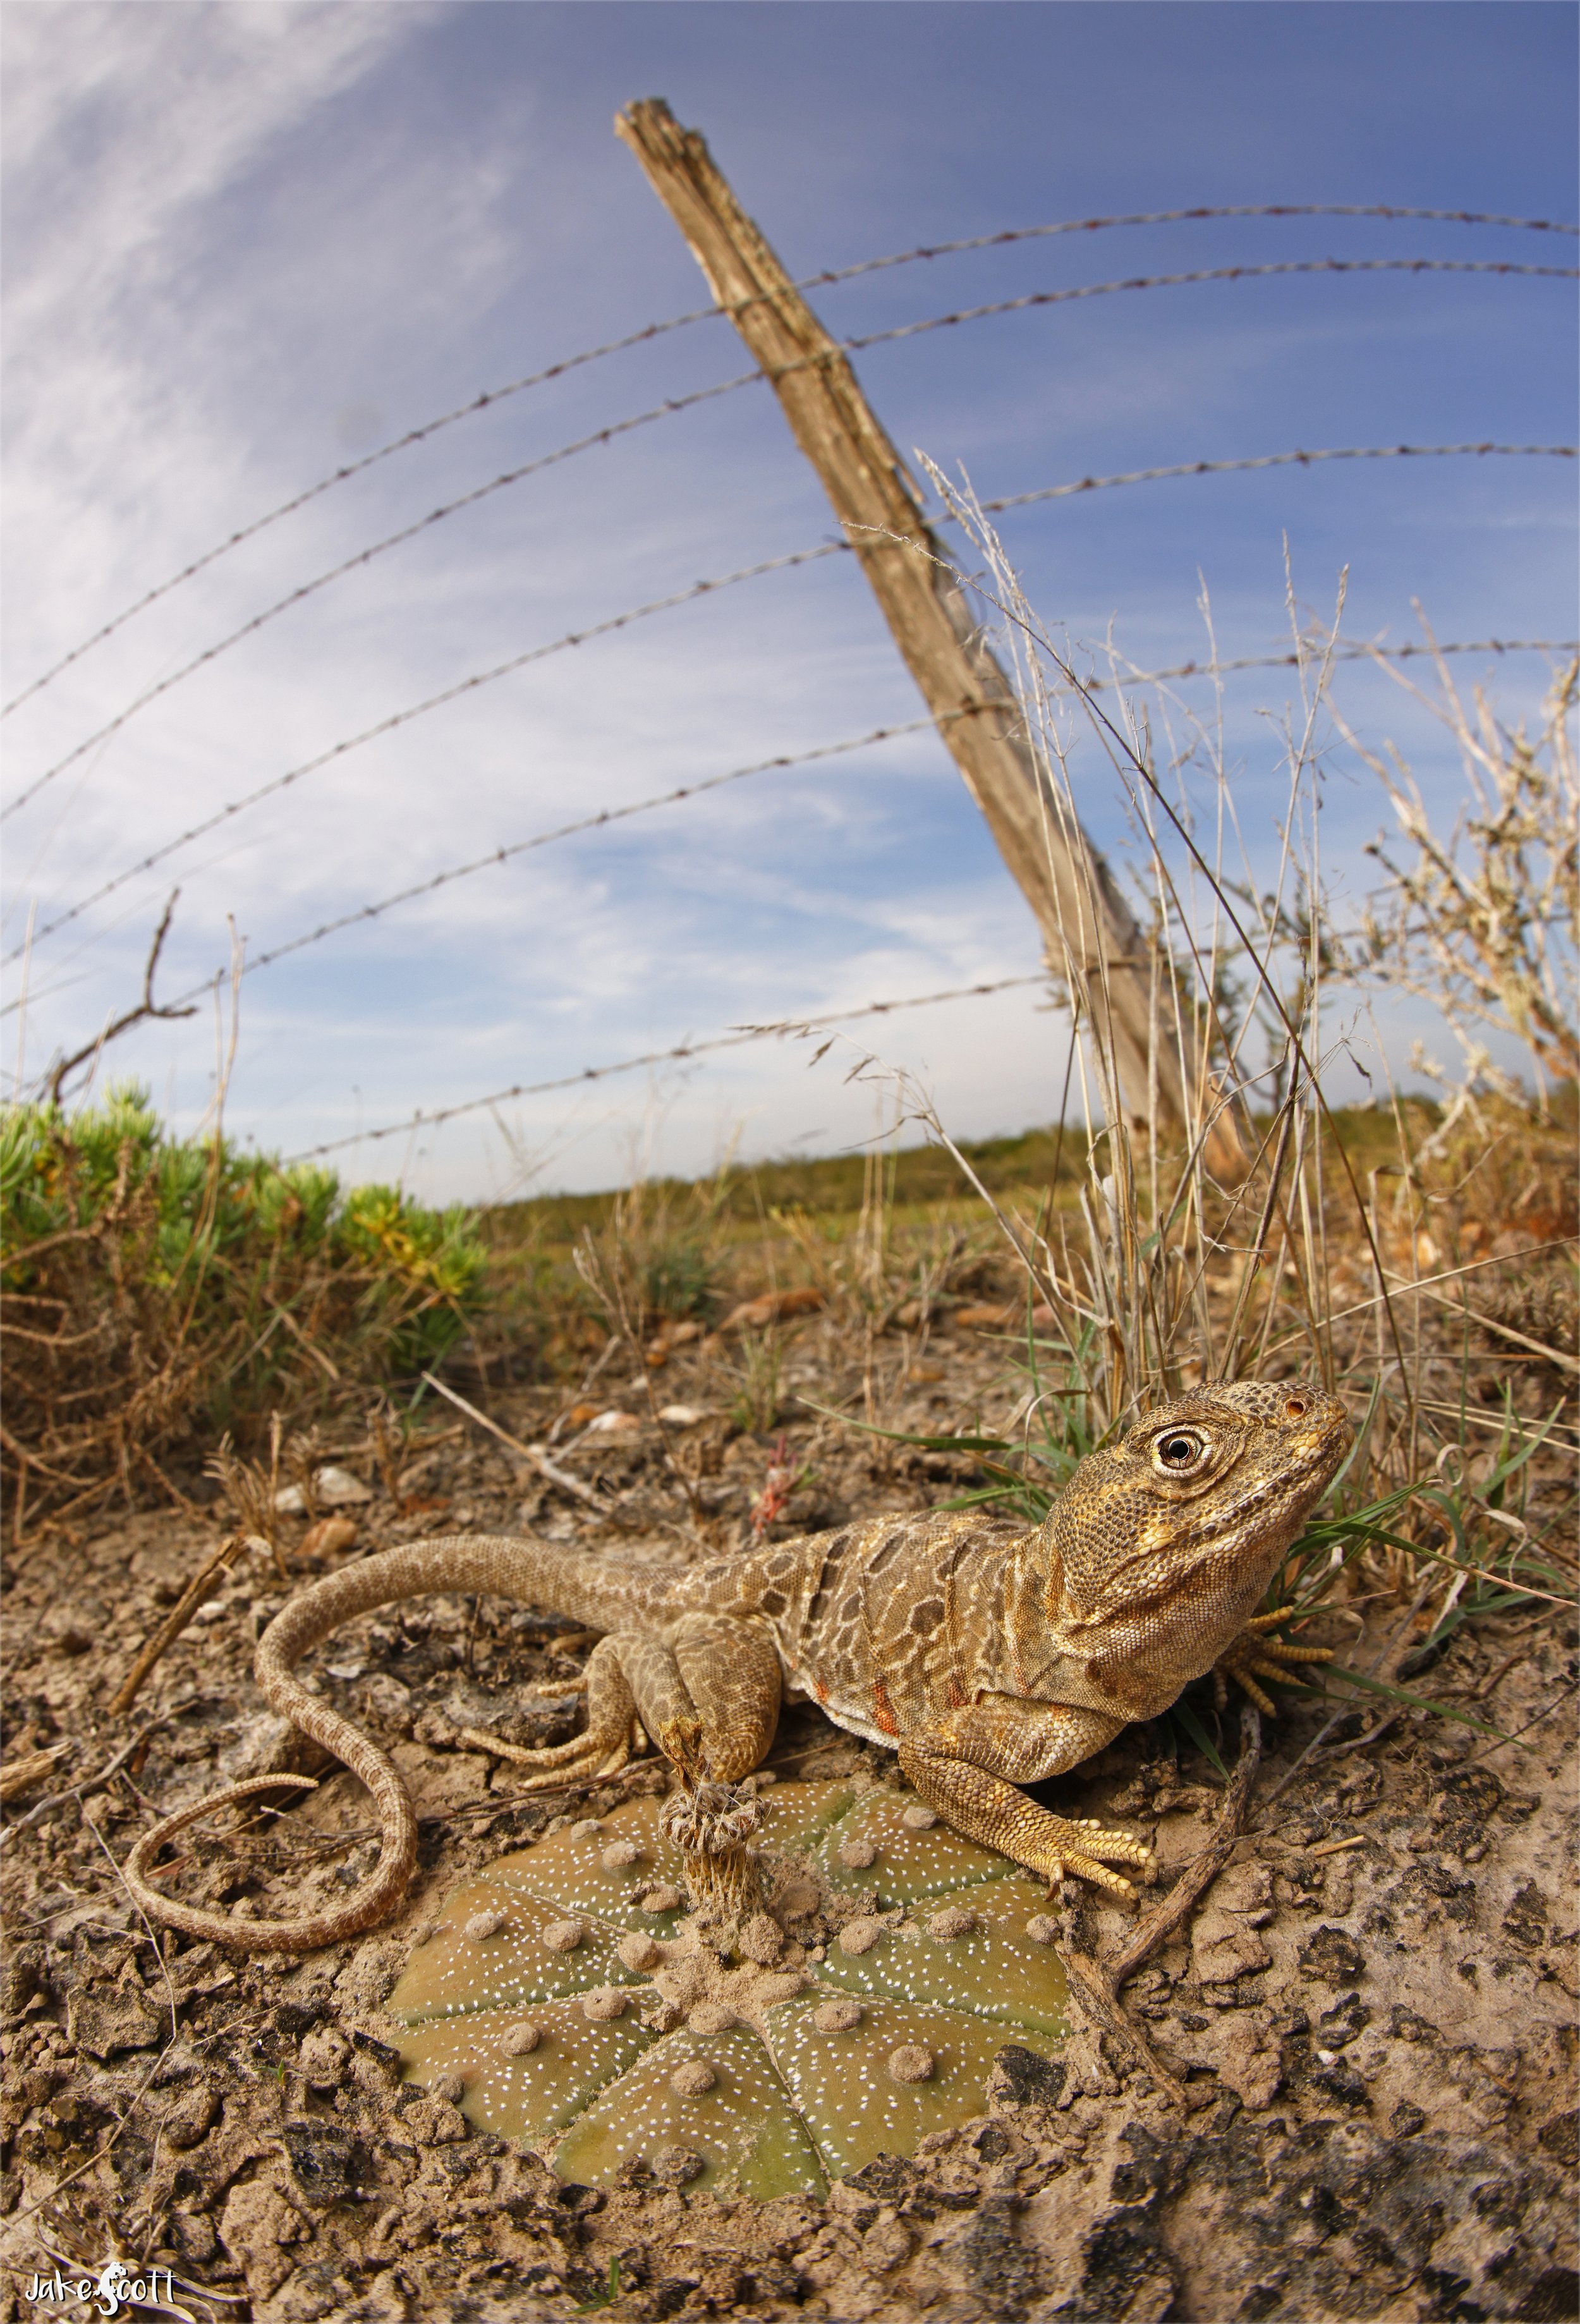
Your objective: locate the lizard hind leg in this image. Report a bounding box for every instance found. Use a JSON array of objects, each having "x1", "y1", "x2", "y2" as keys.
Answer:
[
  {"x1": 633, "y1": 1615, "x2": 782, "y2": 1926},
  {"x1": 459, "y1": 1636, "x2": 639, "y2": 1790}
]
